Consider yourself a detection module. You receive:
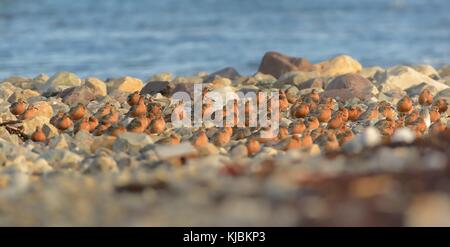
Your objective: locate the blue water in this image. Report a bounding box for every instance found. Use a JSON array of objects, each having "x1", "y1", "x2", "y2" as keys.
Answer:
[{"x1": 0, "y1": 0, "x2": 449, "y2": 80}]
